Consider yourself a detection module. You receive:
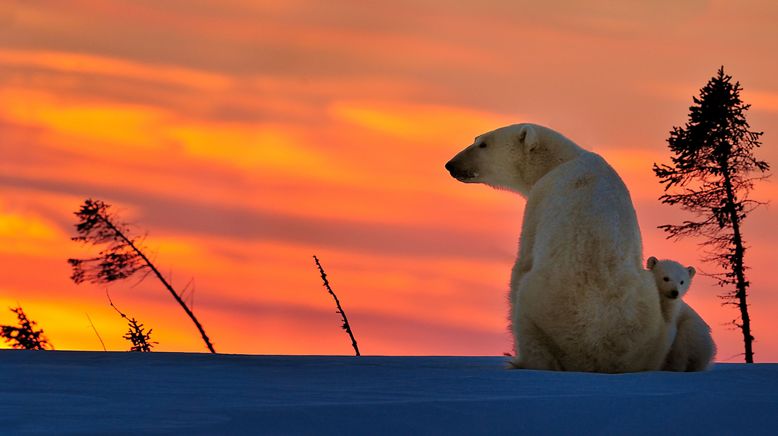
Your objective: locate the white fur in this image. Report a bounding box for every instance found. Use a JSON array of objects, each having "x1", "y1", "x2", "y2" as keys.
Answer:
[
  {"x1": 446, "y1": 123, "x2": 668, "y2": 372},
  {"x1": 646, "y1": 257, "x2": 716, "y2": 371}
]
